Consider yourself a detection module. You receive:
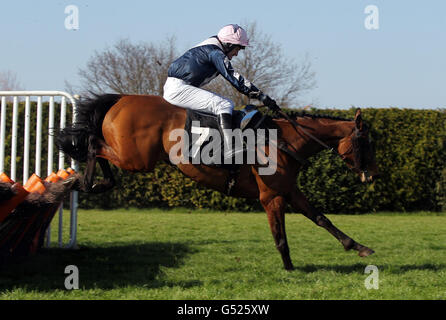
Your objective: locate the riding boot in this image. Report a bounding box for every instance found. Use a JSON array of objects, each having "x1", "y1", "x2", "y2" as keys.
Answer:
[{"x1": 218, "y1": 113, "x2": 244, "y2": 164}]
